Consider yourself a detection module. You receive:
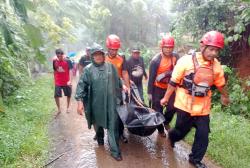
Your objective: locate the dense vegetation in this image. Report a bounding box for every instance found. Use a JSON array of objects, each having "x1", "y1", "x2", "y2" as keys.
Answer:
[{"x1": 0, "y1": 0, "x2": 76, "y2": 104}]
